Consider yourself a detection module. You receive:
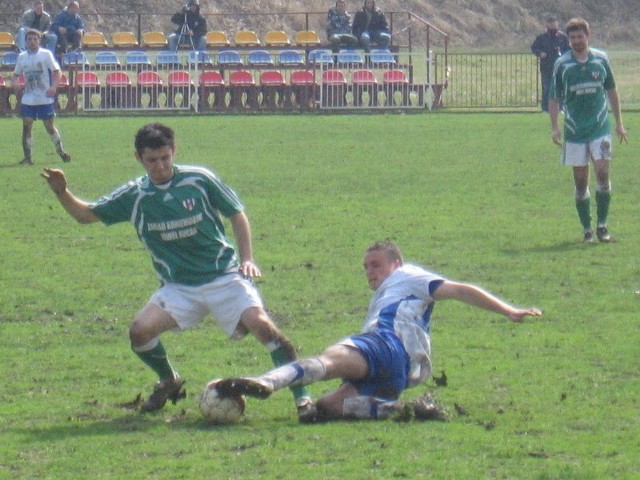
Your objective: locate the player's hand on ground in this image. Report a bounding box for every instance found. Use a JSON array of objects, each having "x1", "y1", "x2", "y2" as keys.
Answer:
[
  {"x1": 41, "y1": 168, "x2": 67, "y2": 195},
  {"x1": 615, "y1": 124, "x2": 628, "y2": 144},
  {"x1": 240, "y1": 260, "x2": 262, "y2": 279},
  {"x1": 507, "y1": 307, "x2": 542, "y2": 323}
]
